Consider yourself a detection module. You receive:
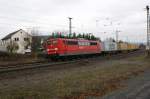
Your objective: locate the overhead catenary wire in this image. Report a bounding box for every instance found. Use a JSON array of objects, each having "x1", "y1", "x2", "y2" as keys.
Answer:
[{"x1": 0, "y1": 14, "x2": 147, "y2": 43}]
